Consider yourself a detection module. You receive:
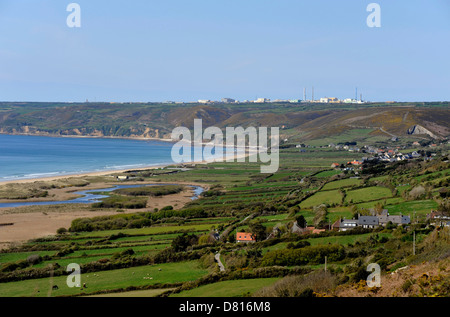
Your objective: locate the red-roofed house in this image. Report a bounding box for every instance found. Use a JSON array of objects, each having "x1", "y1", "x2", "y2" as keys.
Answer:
[{"x1": 236, "y1": 232, "x2": 256, "y2": 243}]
